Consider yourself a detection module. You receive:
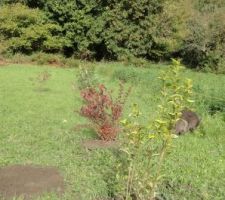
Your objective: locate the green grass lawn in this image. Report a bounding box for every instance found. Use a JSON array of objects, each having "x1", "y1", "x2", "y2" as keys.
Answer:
[{"x1": 0, "y1": 63, "x2": 225, "y2": 200}]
